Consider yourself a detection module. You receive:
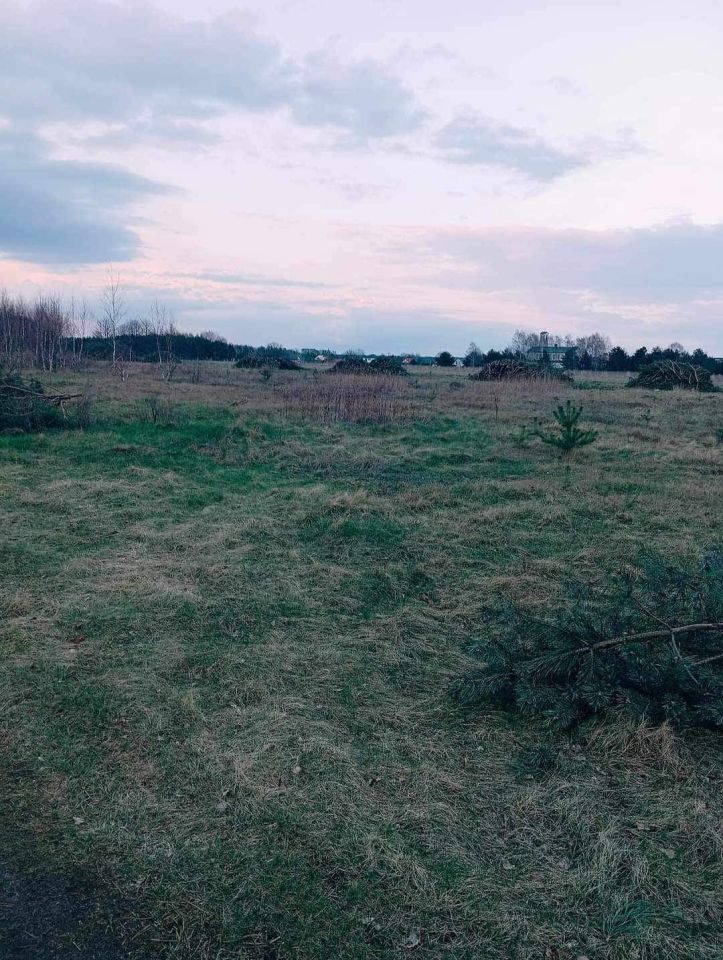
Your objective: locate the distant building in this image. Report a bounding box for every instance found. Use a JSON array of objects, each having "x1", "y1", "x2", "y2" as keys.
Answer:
[{"x1": 525, "y1": 331, "x2": 576, "y2": 368}]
